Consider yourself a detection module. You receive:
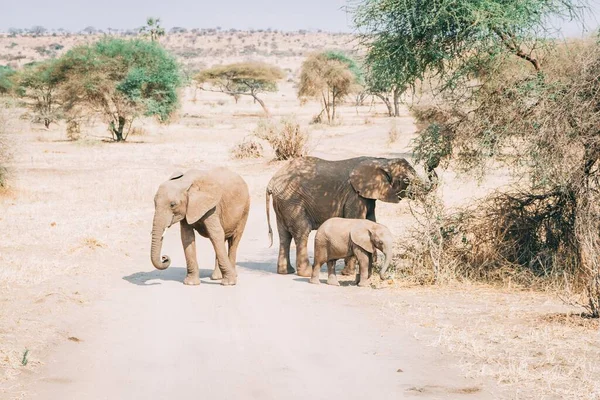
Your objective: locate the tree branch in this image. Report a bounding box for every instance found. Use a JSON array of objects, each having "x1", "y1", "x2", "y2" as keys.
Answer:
[{"x1": 493, "y1": 28, "x2": 540, "y2": 71}]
